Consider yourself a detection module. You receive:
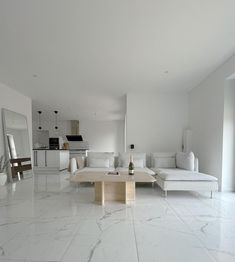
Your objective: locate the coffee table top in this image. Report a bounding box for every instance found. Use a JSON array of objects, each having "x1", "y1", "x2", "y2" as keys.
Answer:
[{"x1": 70, "y1": 171, "x2": 156, "y2": 183}]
